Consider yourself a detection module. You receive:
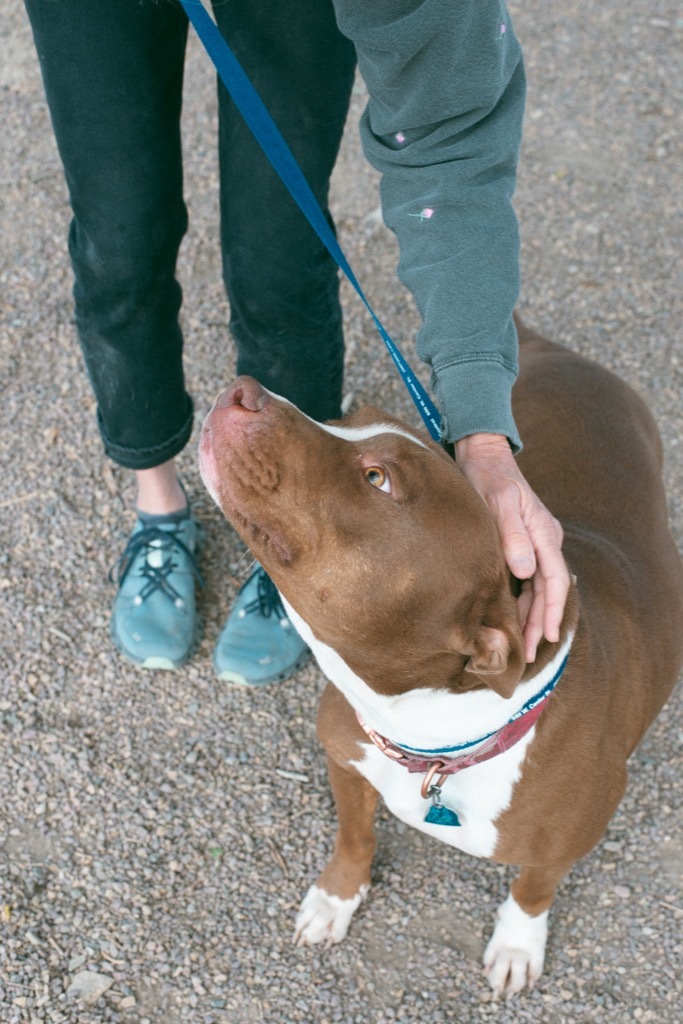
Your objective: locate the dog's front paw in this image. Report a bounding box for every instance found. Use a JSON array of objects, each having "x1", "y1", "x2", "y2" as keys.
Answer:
[
  {"x1": 483, "y1": 894, "x2": 548, "y2": 998},
  {"x1": 294, "y1": 883, "x2": 368, "y2": 947}
]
